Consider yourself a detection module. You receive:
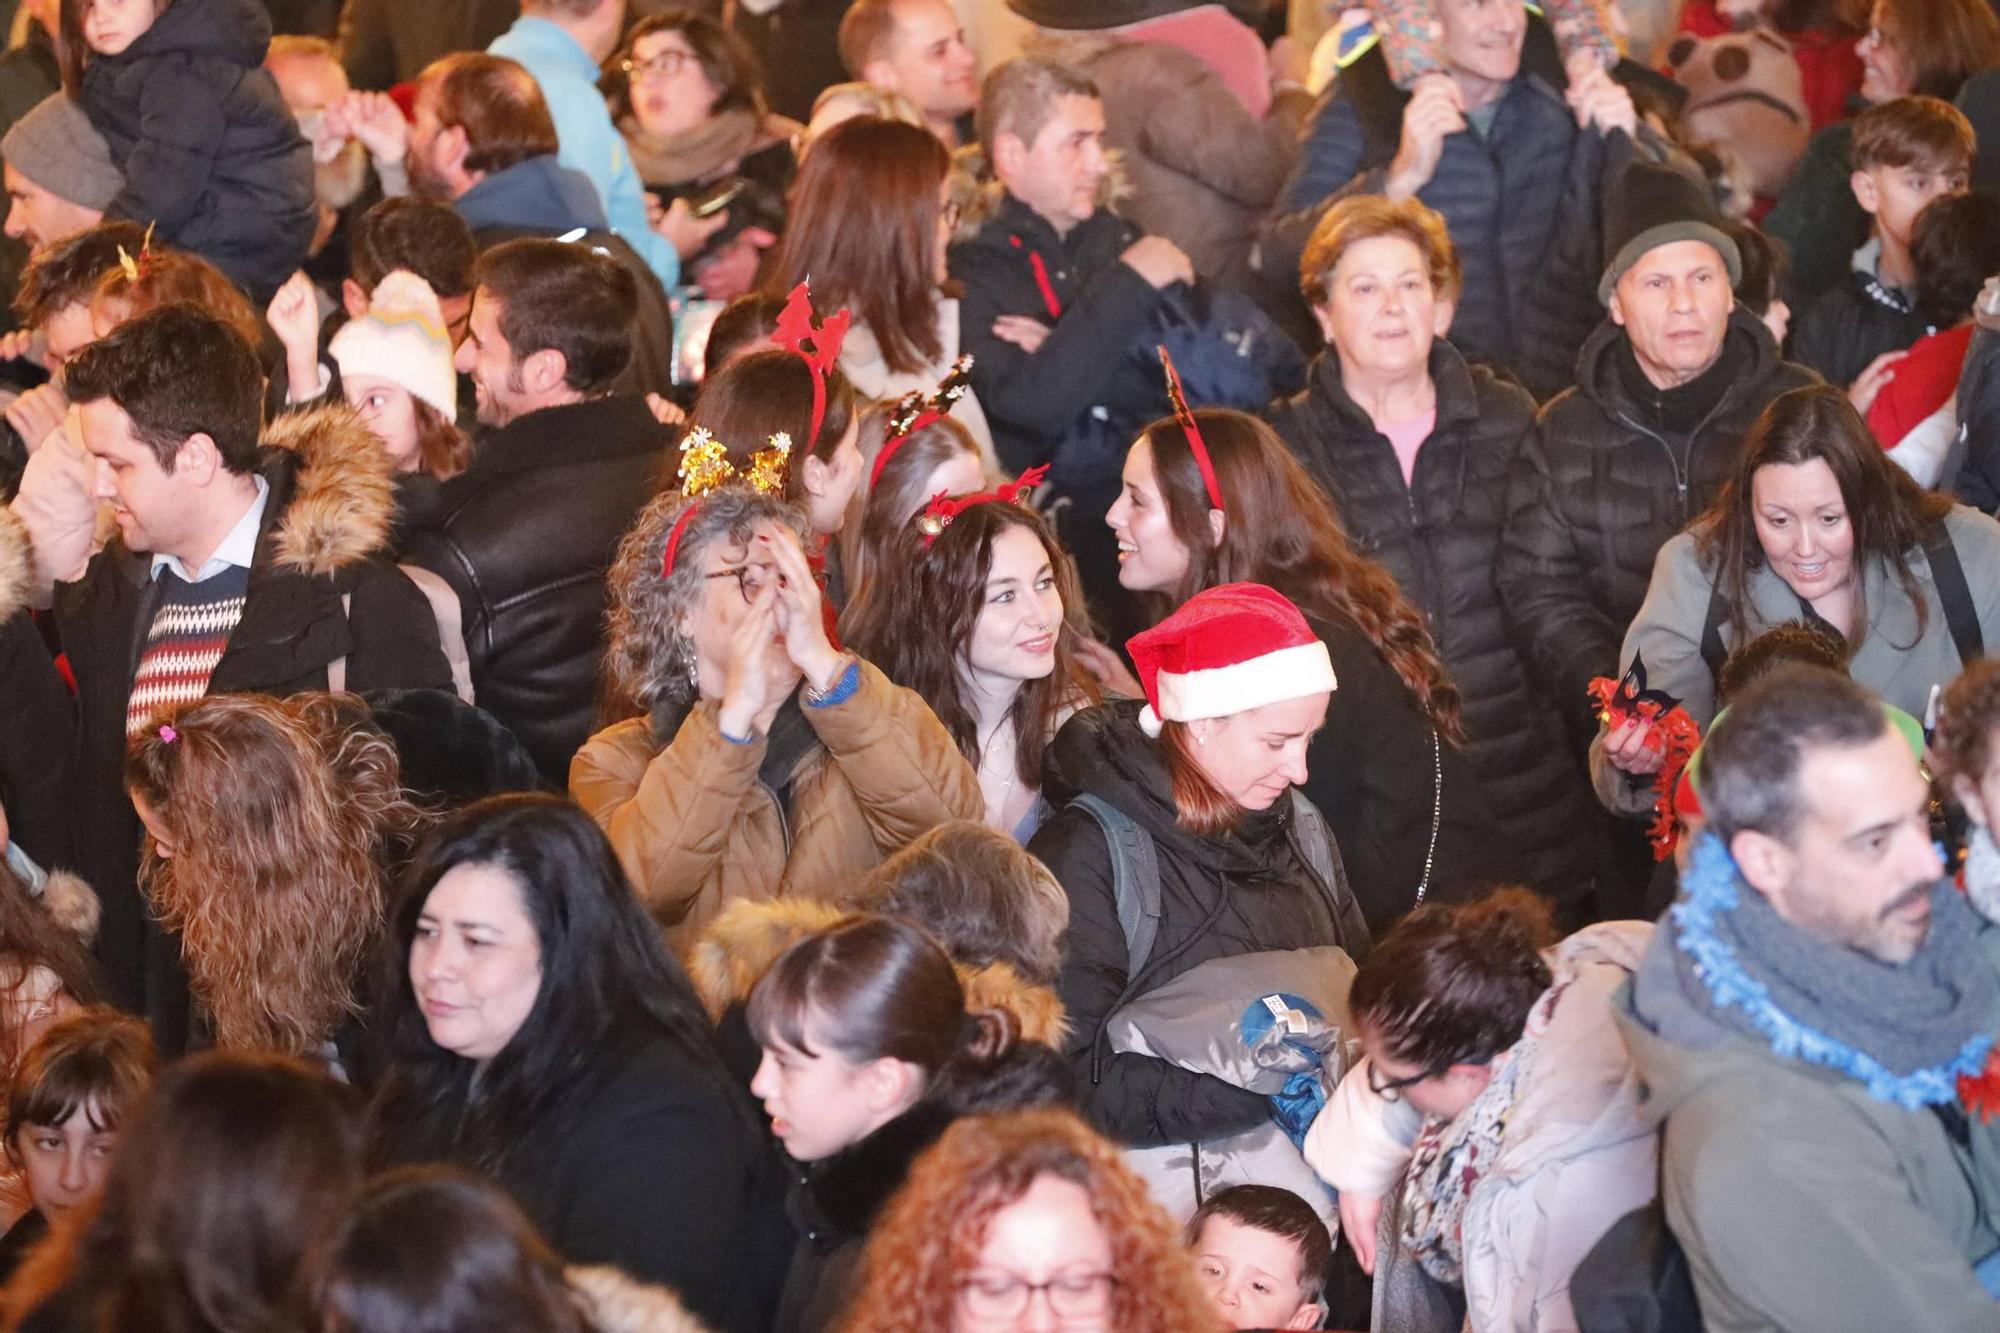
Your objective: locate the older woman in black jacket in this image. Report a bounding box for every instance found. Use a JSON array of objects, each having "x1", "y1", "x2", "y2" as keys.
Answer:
[
  {"x1": 371, "y1": 794, "x2": 788, "y2": 1333},
  {"x1": 1270, "y1": 194, "x2": 1606, "y2": 922}
]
